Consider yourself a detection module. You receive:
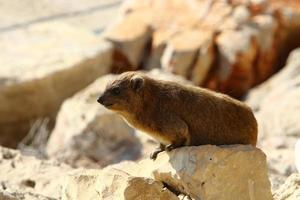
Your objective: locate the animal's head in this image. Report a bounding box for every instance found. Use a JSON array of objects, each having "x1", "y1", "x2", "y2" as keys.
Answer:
[{"x1": 97, "y1": 72, "x2": 146, "y2": 112}]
